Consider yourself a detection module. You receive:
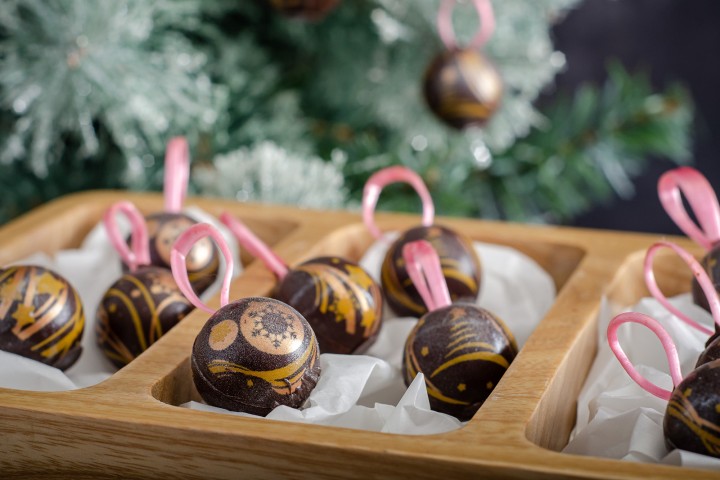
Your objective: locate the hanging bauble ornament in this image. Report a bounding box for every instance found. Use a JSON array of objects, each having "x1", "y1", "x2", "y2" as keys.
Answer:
[
  {"x1": 423, "y1": 0, "x2": 502, "y2": 129},
  {"x1": 171, "y1": 224, "x2": 321, "y2": 416},
  {"x1": 268, "y1": 0, "x2": 340, "y2": 20}
]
